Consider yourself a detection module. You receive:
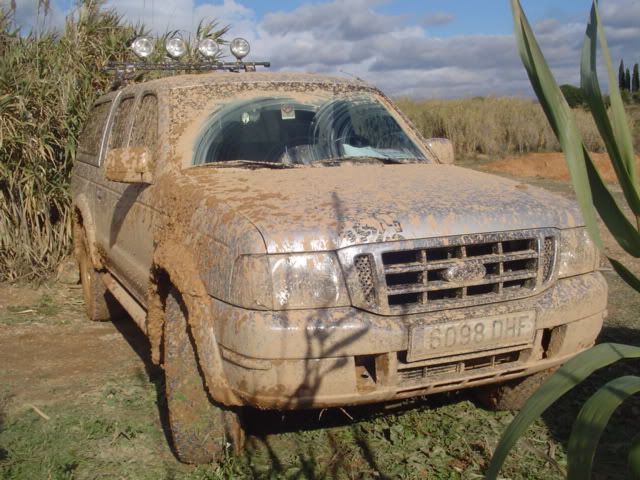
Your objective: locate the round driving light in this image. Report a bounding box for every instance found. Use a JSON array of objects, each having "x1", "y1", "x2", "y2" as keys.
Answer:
[
  {"x1": 197, "y1": 38, "x2": 219, "y2": 58},
  {"x1": 165, "y1": 36, "x2": 187, "y2": 59},
  {"x1": 230, "y1": 37, "x2": 250, "y2": 60},
  {"x1": 131, "y1": 36, "x2": 154, "y2": 59}
]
